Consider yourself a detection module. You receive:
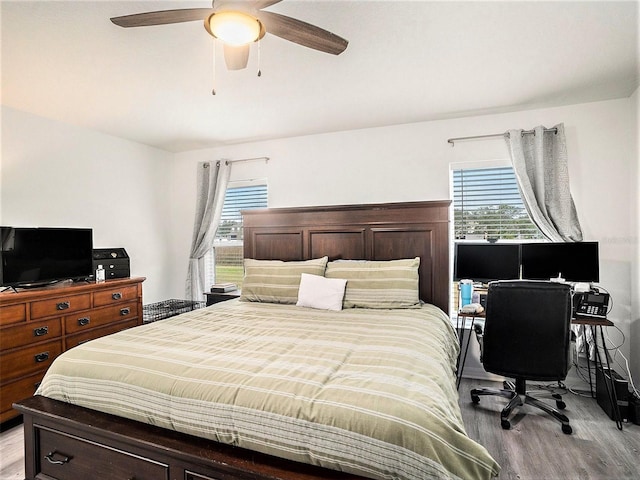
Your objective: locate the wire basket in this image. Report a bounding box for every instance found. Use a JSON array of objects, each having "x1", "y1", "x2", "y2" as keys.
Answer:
[{"x1": 143, "y1": 299, "x2": 205, "y2": 323}]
